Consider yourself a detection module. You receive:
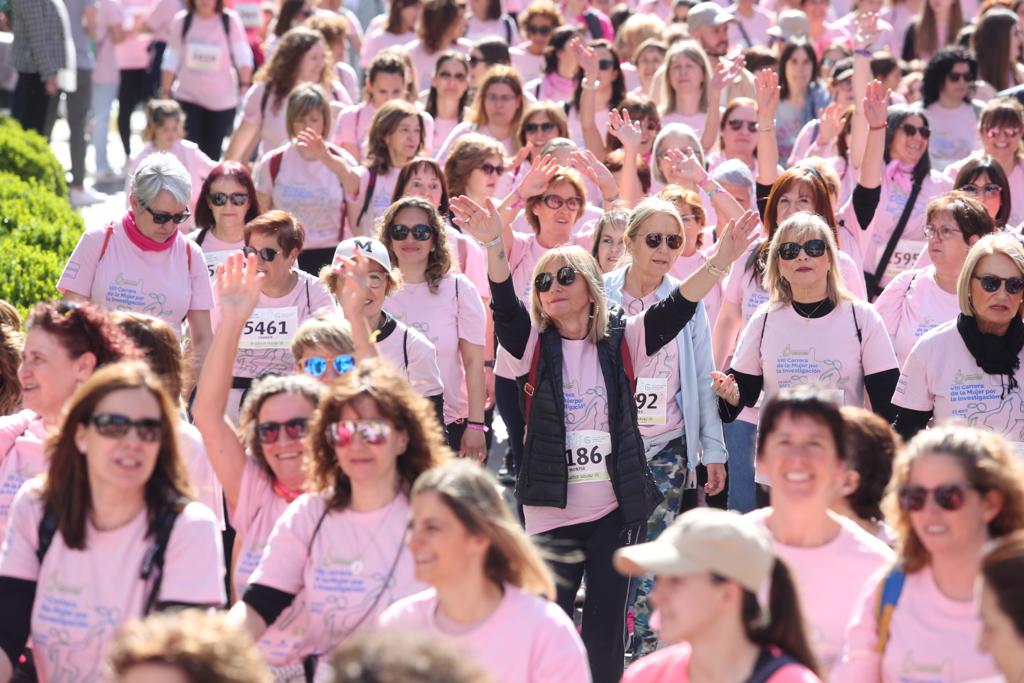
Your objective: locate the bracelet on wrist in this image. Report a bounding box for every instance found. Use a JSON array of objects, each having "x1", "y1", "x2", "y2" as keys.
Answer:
[
  {"x1": 483, "y1": 360, "x2": 495, "y2": 368},
  {"x1": 854, "y1": 48, "x2": 872, "y2": 58},
  {"x1": 581, "y1": 77, "x2": 601, "y2": 91},
  {"x1": 869, "y1": 123, "x2": 887, "y2": 131},
  {"x1": 477, "y1": 234, "x2": 503, "y2": 249},
  {"x1": 705, "y1": 259, "x2": 729, "y2": 278},
  {"x1": 466, "y1": 421, "x2": 490, "y2": 433},
  {"x1": 756, "y1": 123, "x2": 775, "y2": 132}
]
